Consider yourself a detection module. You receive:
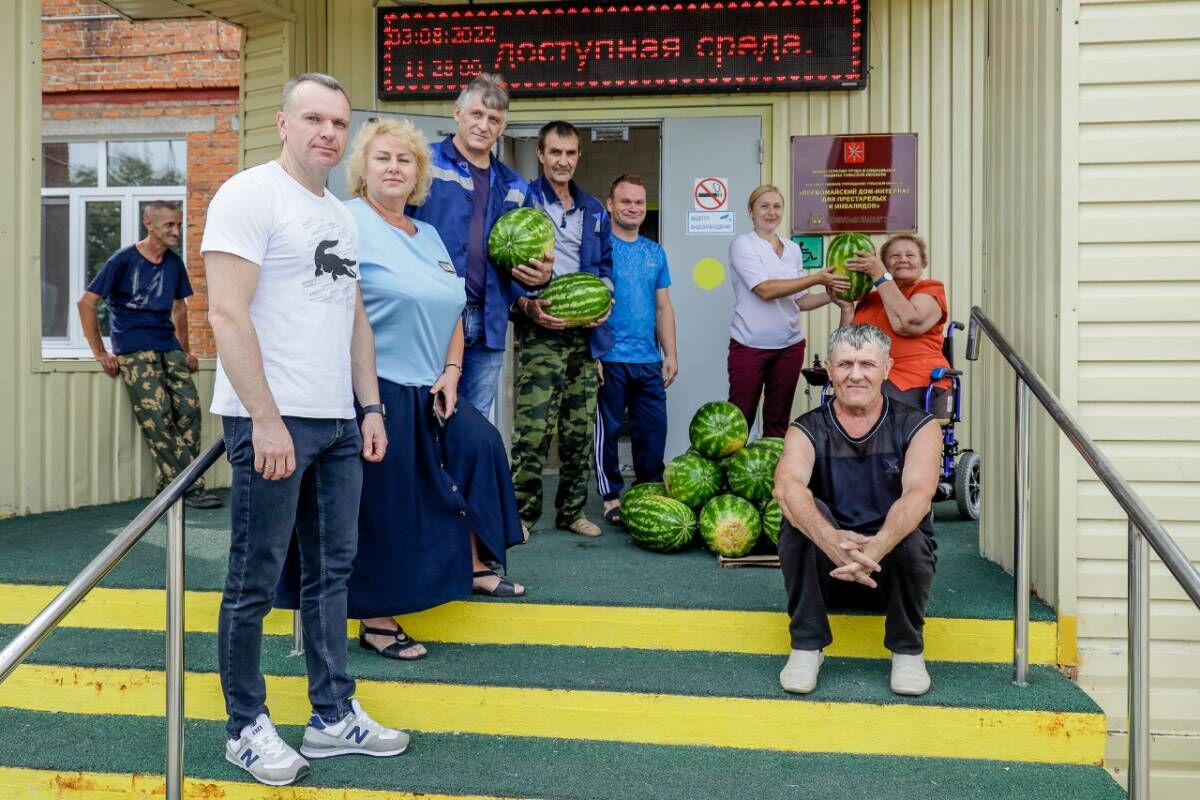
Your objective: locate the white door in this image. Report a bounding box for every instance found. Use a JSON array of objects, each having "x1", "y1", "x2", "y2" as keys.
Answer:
[{"x1": 659, "y1": 115, "x2": 762, "y2": 458}]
